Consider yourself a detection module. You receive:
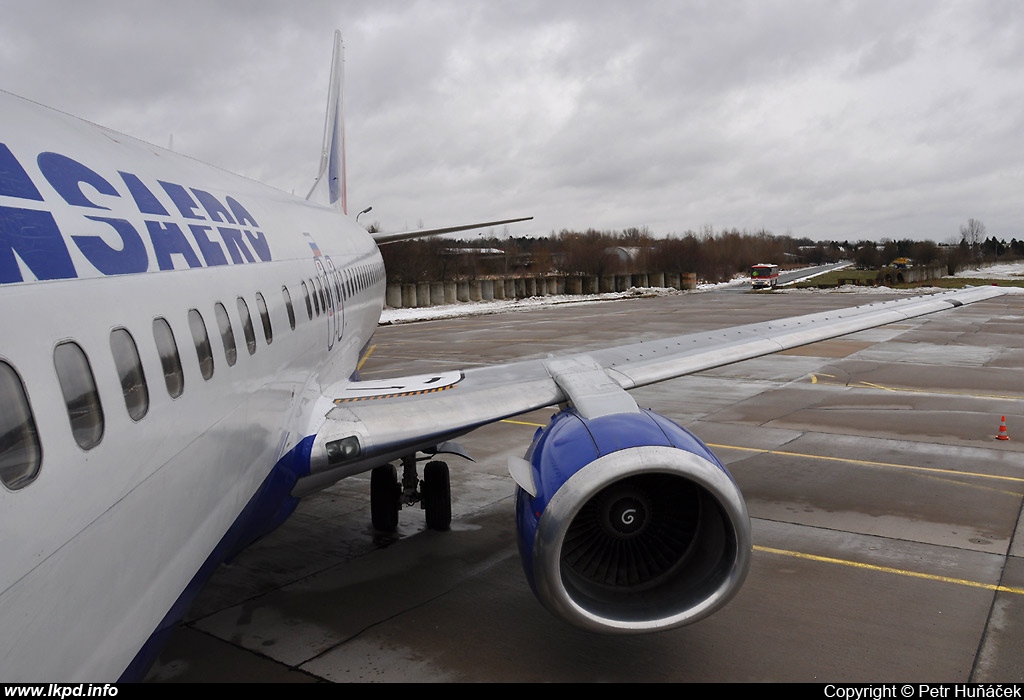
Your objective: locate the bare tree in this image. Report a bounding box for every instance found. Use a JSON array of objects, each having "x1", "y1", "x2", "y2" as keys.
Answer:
[
  {"x1": 960, "y1": 218, "x2": 986, "y2": 262},
  {"x1": 558, "y1": 229, "x2": 622, "y2": 277}
]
